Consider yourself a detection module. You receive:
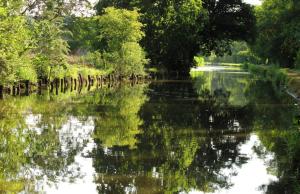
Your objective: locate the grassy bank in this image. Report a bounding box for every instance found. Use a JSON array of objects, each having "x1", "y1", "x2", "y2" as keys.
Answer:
[
  {"x1": 243, "y1": 63, "x2": 288, "y2": 88},
  {"x1": 242, "y1": 63, "x2": 300, "y2": 100}
]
